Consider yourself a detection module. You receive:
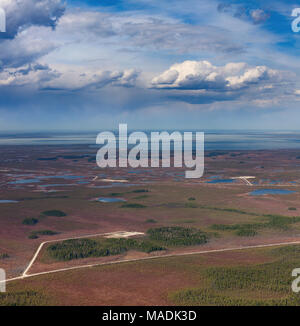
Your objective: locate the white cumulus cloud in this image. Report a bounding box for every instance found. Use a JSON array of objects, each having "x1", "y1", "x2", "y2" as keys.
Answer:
[{"x1": 151, "y1": 60, "x2": 285, "y2": 91}]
